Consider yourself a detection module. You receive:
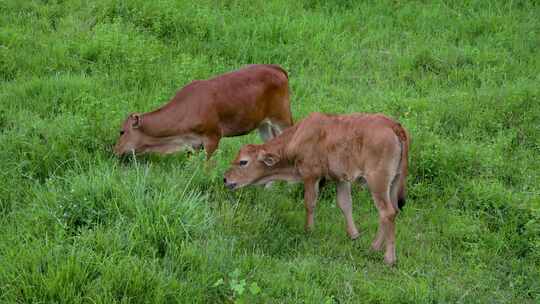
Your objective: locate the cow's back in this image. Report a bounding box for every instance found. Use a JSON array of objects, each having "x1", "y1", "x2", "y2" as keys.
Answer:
[{"x1": 208, "y1": 64, "x2": 291, "y2": 136}]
